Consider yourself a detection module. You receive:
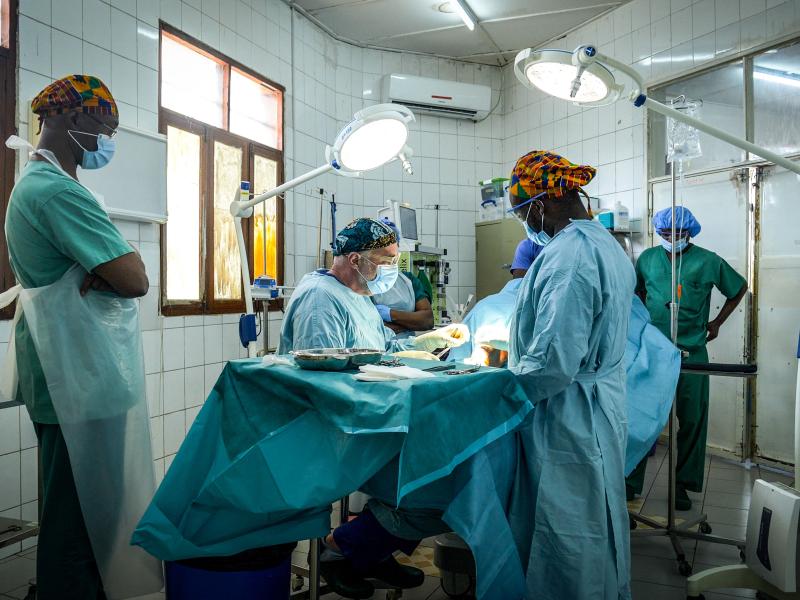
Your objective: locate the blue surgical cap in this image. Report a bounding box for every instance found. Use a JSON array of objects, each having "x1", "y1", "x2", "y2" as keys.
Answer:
[
  {"x1": 652, "y1": 206, "x2": 701, "y2": 238},
  {"x1": 380, "y1": 217, "x2": 401, "y2": 241},
  {"x1": 511, "y1": 239, "x2": 544, "y2": 272}
]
